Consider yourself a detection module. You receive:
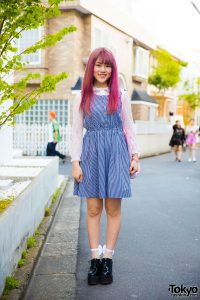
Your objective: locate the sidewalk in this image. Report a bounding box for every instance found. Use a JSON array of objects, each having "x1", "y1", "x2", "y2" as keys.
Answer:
[{"x1": 24, "y1": 180, "x2": 81, "y2": 300}]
